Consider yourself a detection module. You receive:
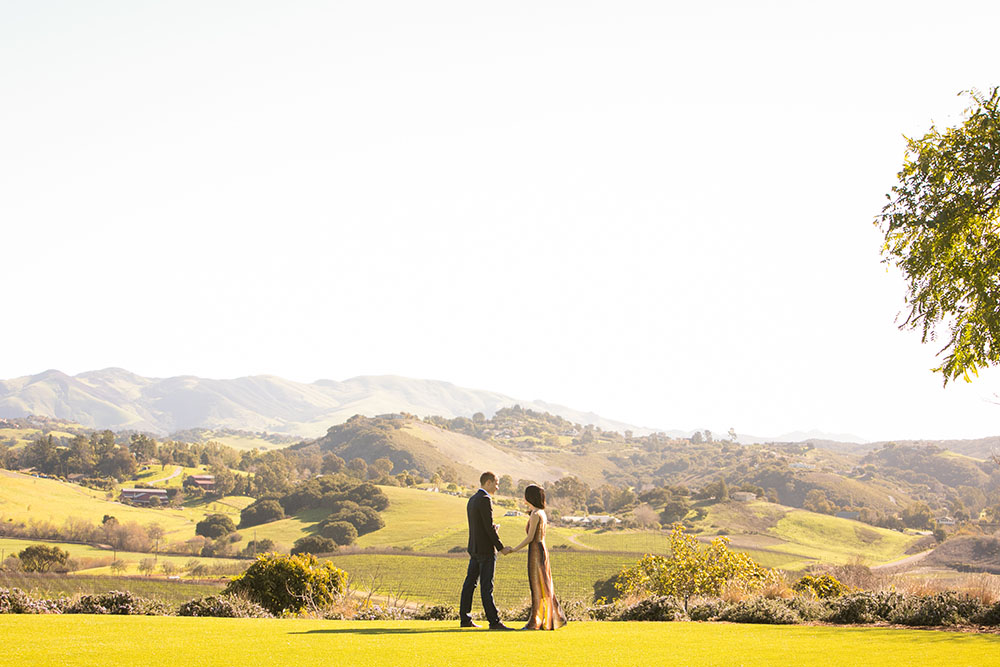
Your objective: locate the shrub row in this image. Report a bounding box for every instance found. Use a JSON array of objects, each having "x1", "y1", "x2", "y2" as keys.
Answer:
[
  {"x1": 0, "y1": 588, "x2": 265, "y2": 618},
  {"x1": 6, "y1": 586, "x2": 1000, "y2": 627}
]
